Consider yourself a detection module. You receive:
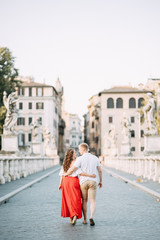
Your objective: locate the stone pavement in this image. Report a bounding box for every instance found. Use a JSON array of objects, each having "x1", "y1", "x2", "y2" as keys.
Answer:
[
  {"x1": 104, "y1": 167, "x2": 160, "y2": 195},
  {"x1": 0, "y1": 167, "x2": 160, "y2": 240},
  {"x1": 0, "y1": 165, "x2": 60, "y2": 198}
]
